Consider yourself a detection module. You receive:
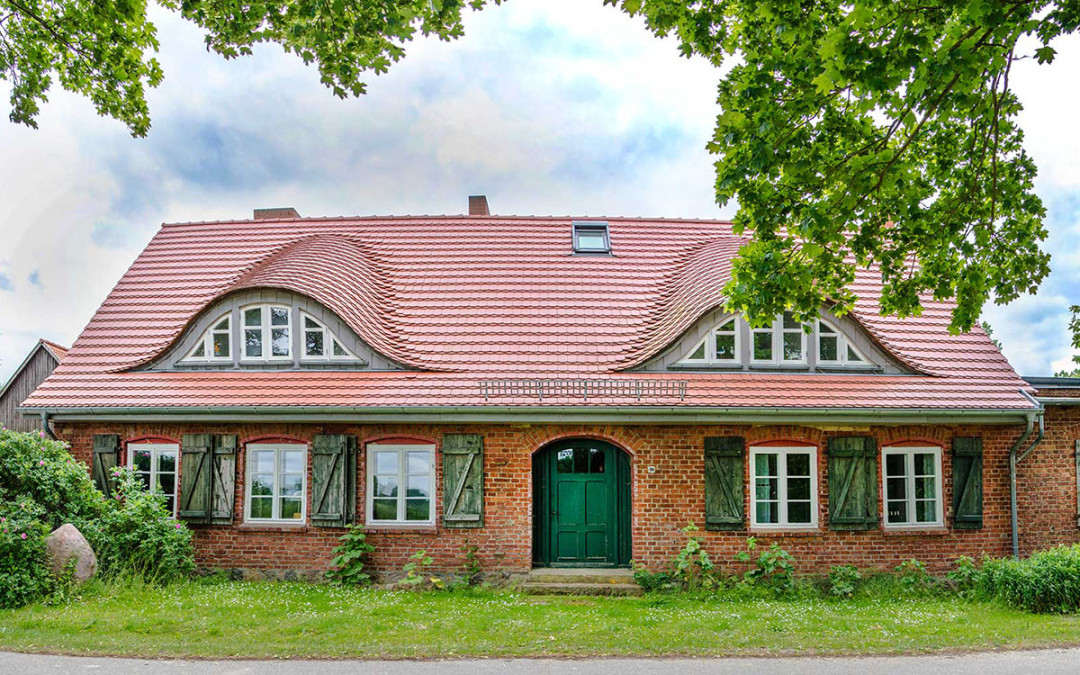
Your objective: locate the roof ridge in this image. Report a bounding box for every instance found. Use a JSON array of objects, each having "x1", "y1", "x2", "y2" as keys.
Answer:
[{"x1": 160, "y1": 214, "x2": 738, "y2": 228}]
